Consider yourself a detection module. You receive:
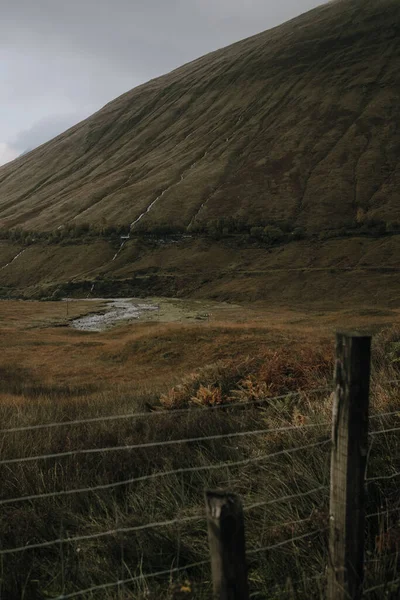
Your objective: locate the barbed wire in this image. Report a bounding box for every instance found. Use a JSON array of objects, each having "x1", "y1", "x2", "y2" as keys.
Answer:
[
  {"x1": 52, "y1": 560, "x2": 210, "y2": 600},
  {"x1": 363, "y1": 578, "x2": 400, "y2": 595},
  {"x1": 0, "y1": 439, "x2": 330, "y2": 507},
  {"x1": 247, "y1": 527, "x2": 328, "y2": 555},
  {"x1": 0, "y1": 421, "x2": 330, "y2": 467},
  {"x1": 0, "y1": 388, "x2": 330, "y2": 435}
]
